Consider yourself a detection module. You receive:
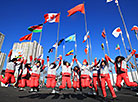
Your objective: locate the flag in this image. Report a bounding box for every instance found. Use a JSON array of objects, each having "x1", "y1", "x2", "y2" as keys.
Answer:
[
  {"x1": 19, "y1": 33, "x2": 32, "y2": 41},
  {"x1": 101, "y1": 43, "x2": 104, "y2": 50},
  {"x1": 67, "y1": 3, "x2": 85, "y2": 17},
  {"x1": 84, "y1": 45, "x2": 89, "y2": 55},
  {"x1": 65, "y1": 50, "x2": 74, "y2": 56},
  {"x1": 44, "y1": 13, "x2": 60, "y2": 23},
  {"x1": 28, "y1": 24, "x2": 43, "y2": 33},
  {"x1": 131, "y1": 25, "x2": 138, "y2": 31},
  {"x1": 102, "y1": 28, "x2": 106, "y2": 39},
  {"x1": 48, "y1": 39, "x2": 64, "y2": 53},
  {"x1": 115, "y1": 44, "x2": 120, "y2": 50},
  {"x1": 115, "y1": 0, "x2": 118, "y2": 4},
  {"x1": 112, "y1": 27, "x2": 122, "y2": 38},
  {"x1": 135, "y1": 54, "x2": 138, "y2": 58},
  {"x1": 106, "y1": 0, "x2": 113, "y2": 3},
  {"x1": 83, "y1": 31, "x2": 90, "y2": 43},
  {"x1": 65, "y1": 34, "x2": 76, "y2": 43}
]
